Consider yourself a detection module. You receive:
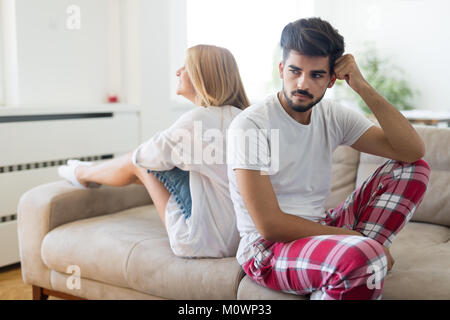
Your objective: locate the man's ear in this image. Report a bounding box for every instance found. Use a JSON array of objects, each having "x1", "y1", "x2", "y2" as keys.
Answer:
[
  {"x1": 328, "y1": 73, "x2": 337, "y2": 88},
  {"x1": 278, "y1": 61, "x2": 284, "y2": 79}
]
